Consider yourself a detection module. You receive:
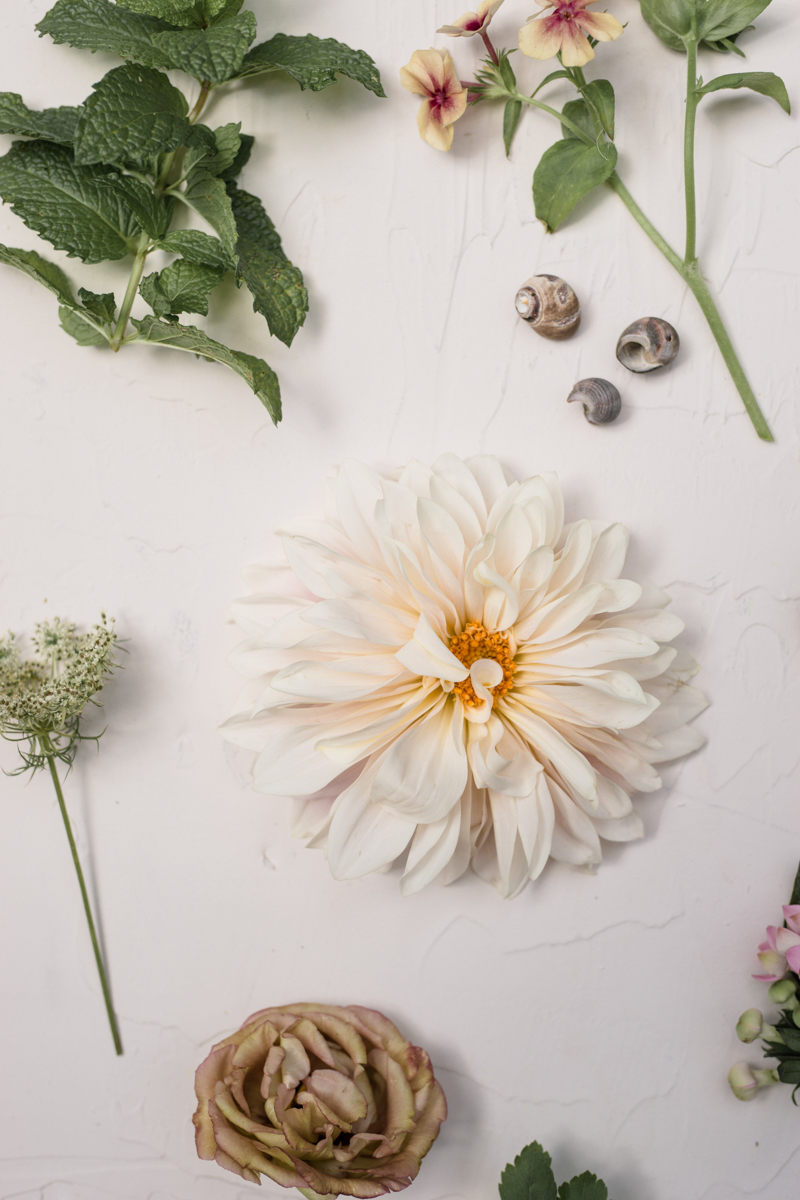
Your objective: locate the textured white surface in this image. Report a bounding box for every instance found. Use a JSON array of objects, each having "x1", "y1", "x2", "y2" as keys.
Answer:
[{"x1": 1, "y1": 1, "x2": 800, "y2": 1197}]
